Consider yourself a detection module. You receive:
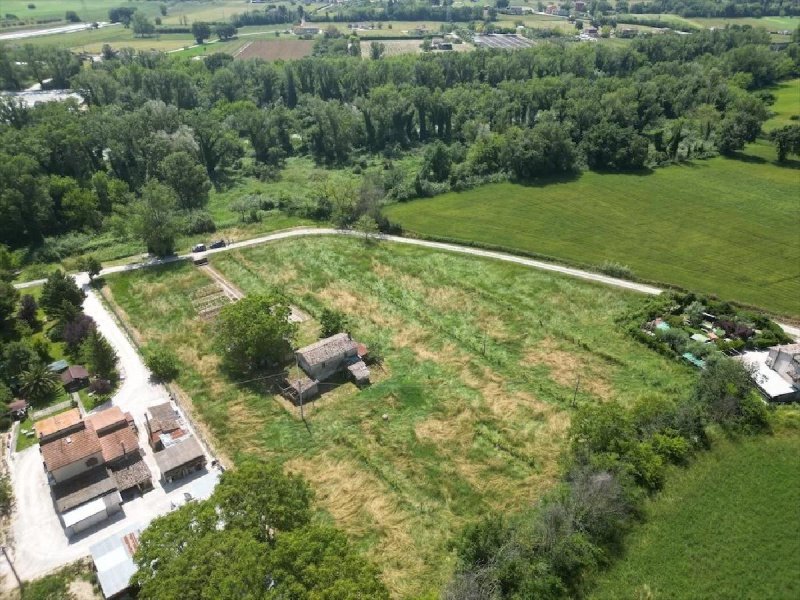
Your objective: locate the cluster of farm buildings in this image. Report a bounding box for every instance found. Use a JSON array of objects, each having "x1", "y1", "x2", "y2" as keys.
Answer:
[{"x1": 33, "y1": 400, "x2": 205, "y2": 539}]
